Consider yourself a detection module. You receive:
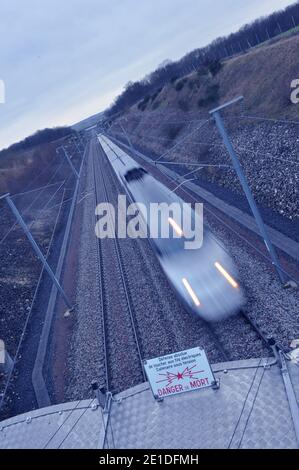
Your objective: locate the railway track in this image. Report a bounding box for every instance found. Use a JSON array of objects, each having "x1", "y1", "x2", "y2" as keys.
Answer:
[
  {"x1": 103, "y1": 133, "x2": 286, "y2": 358},
  {"x1": 92, "y1": 140, "x2": 146, "y2": 394}
]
